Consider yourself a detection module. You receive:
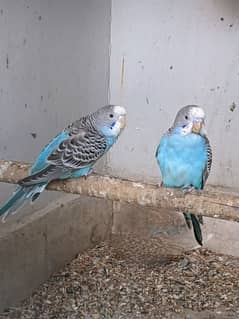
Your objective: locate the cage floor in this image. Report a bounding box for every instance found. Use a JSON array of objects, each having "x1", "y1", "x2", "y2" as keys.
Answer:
[{"x1": 1, "y1": 234, "x2": 239, "y2": 319}]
